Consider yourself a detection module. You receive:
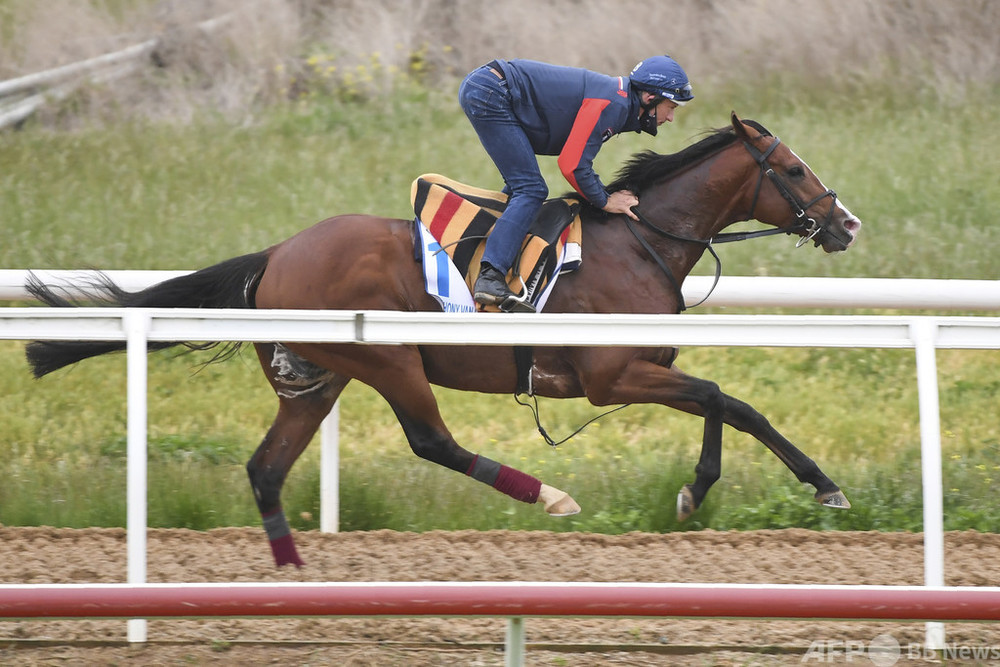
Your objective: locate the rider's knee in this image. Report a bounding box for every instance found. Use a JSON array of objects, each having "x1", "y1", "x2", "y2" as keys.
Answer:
[{"x1": 511, "y1": 180, "x2": 548, "y2": 201}]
